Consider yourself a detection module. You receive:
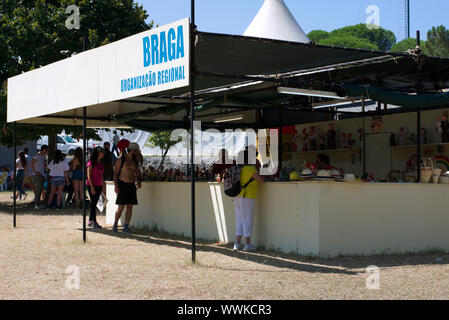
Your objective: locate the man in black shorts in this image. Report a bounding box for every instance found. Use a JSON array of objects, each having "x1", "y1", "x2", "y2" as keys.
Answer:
[{"x1": 112, "y1": 141, "x2": 143, "y2": 233}]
